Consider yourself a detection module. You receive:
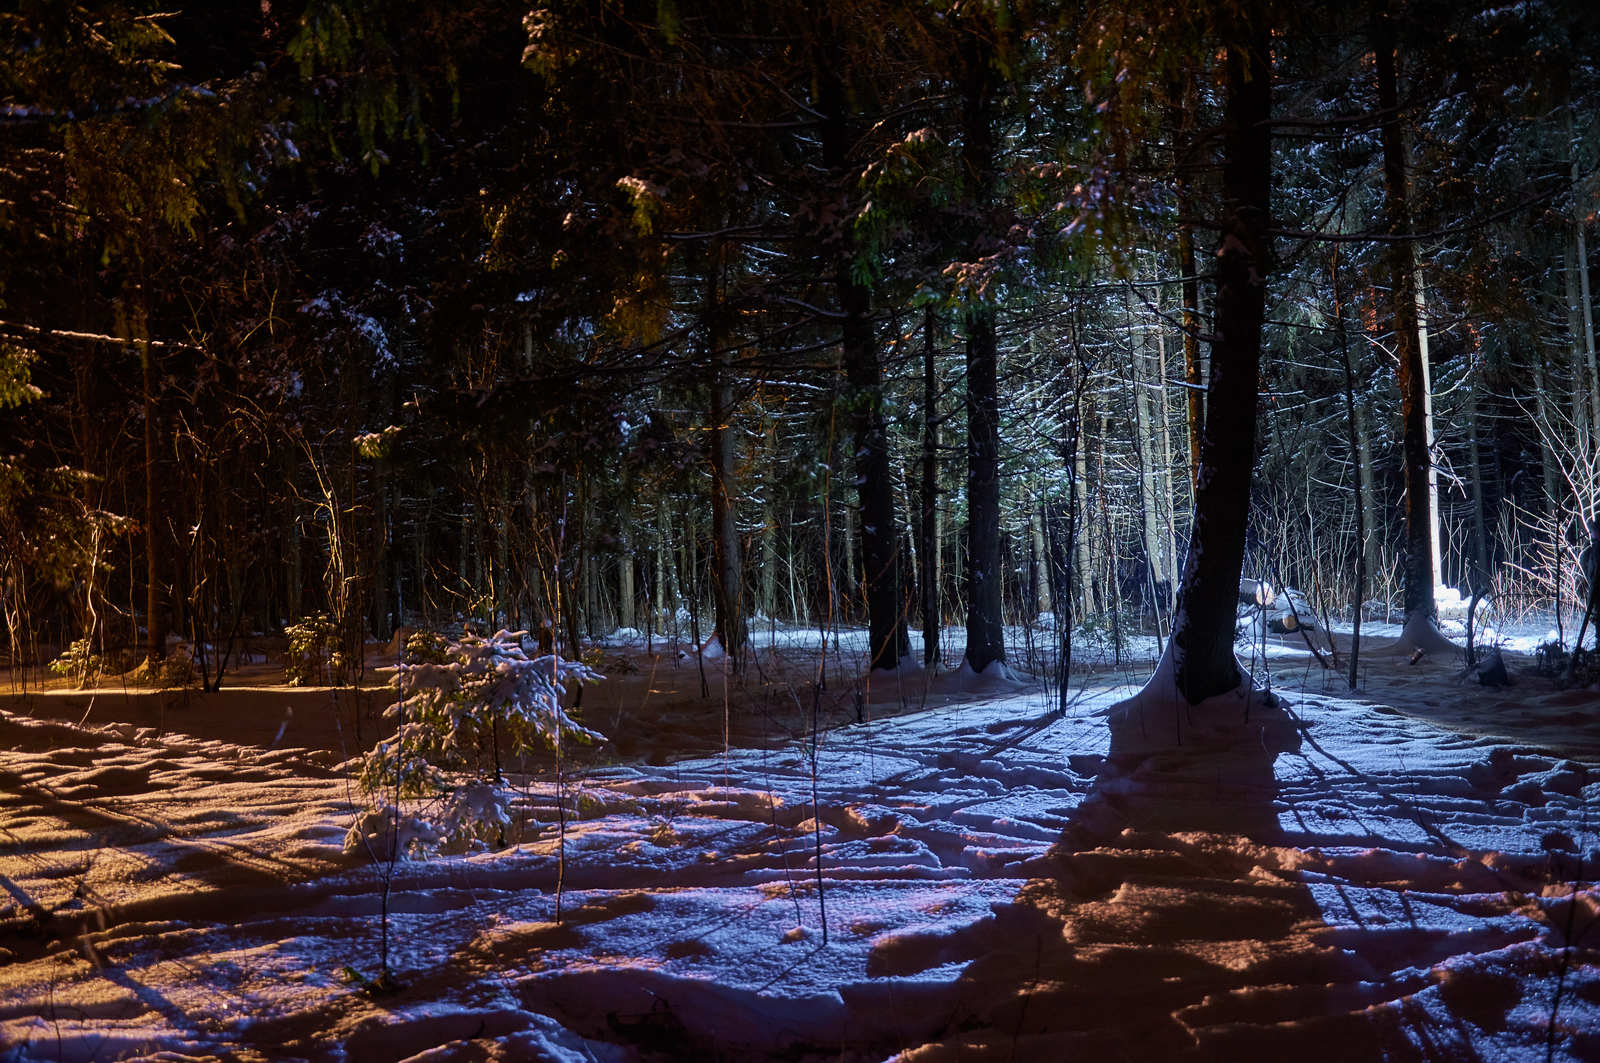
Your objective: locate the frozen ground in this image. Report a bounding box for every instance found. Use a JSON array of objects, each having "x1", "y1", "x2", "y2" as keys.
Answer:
[{"x1": 1, "y1": 620, "x2": 1597, "y2": 1062}]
